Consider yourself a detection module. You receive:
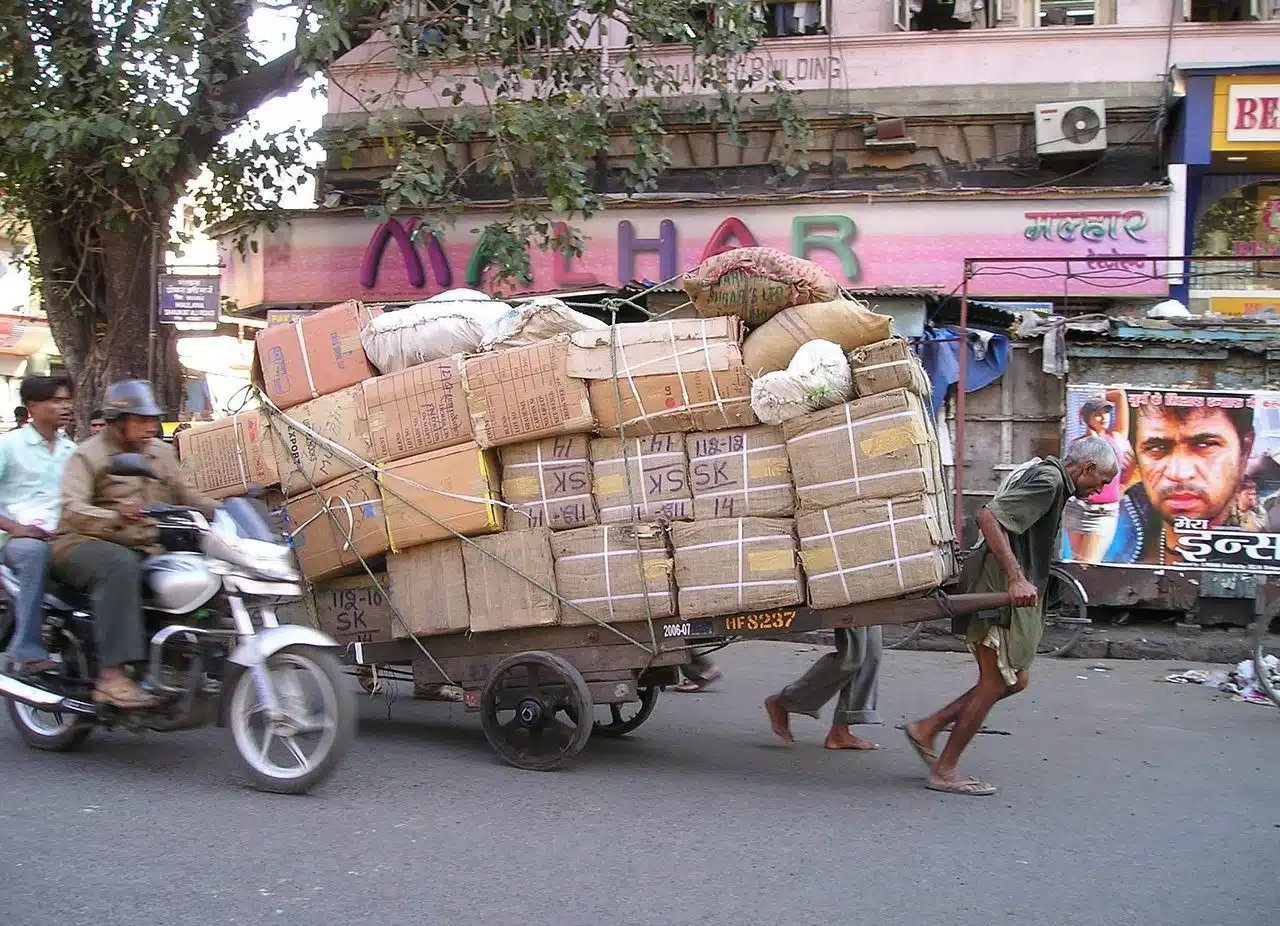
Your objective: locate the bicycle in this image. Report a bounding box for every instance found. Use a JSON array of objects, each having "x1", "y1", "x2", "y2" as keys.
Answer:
[
  {"x1": 1036, "y1": 565, "x2": 1092, "y2": 658},
  {"x1": 1250, "y1": 594, "x2": 1280, "y2": 708}
]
